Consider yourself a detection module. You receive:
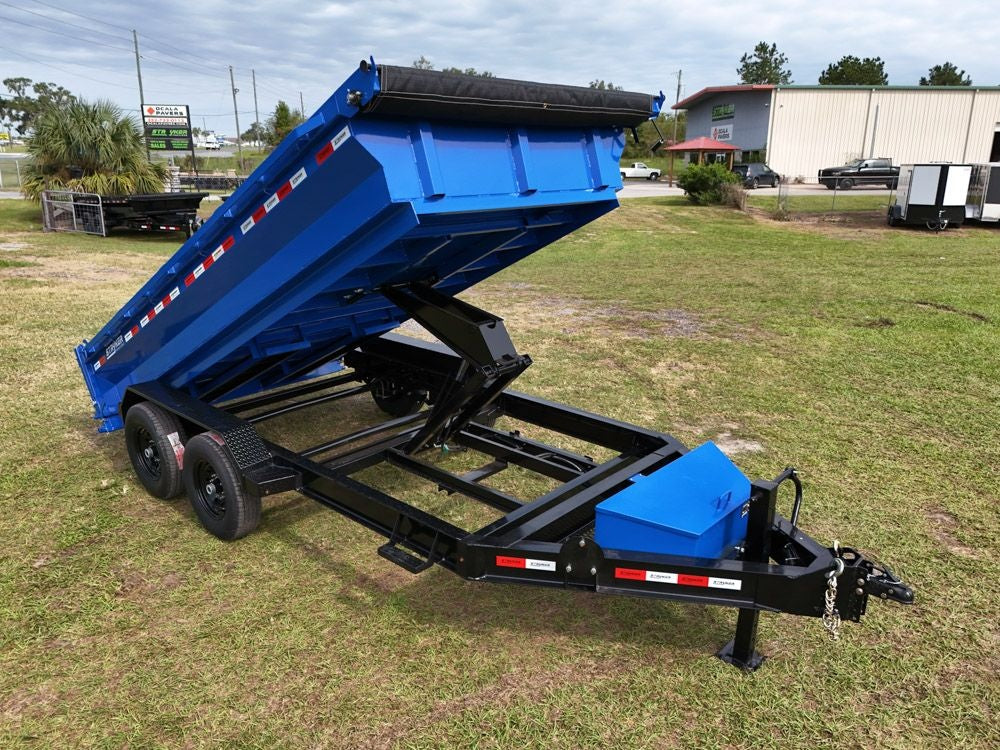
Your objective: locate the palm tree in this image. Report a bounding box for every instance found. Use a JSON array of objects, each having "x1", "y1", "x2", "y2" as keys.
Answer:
[{"x1": 21, "y1": 99, "x2": 167, "y2": 200}]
